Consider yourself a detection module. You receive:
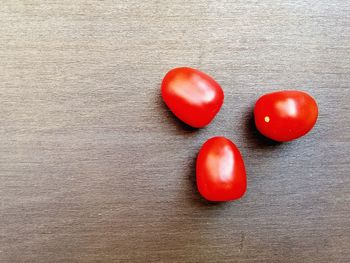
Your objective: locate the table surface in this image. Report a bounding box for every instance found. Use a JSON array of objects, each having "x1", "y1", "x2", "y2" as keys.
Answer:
[{"x1": 1, "y1": 1, "x2": 349, "y2": 262}]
